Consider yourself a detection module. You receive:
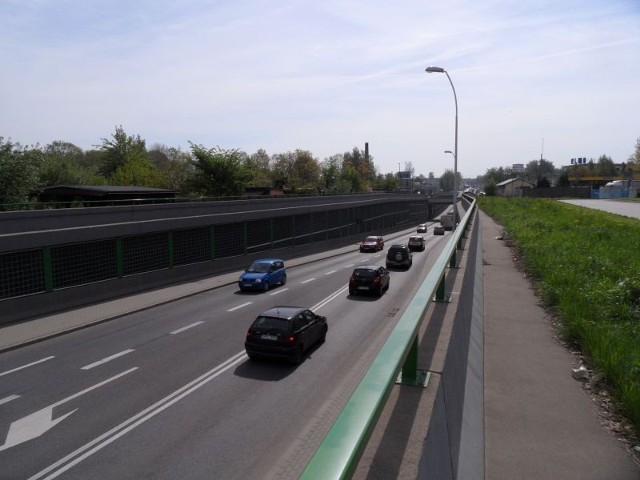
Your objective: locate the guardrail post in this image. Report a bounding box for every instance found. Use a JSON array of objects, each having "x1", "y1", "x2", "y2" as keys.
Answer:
[
  {"x1": 43, "y1": 247, "x2": 53, "y2": 292},
  {"x1": 398, "y1": 336, "x2": 430, "y2": 387},
  {"x1": 435, "y1": 273, "x2": 448, "y2": 302},
  {"x1": 449, "y1": 249, "x2": 457, "y2": 268},
  {"x1": 116, "y1": 238, "x2": 123, "y2": 278}
]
